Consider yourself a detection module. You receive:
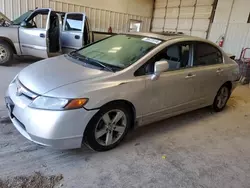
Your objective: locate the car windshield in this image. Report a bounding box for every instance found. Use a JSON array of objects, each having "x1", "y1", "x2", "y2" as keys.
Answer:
[
  {"x1": 12, "y1": 11, "x2": 33, "y2": 25},
  {"x1": 74, "y1": 35, "x2": 163, "y2": 70}
]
